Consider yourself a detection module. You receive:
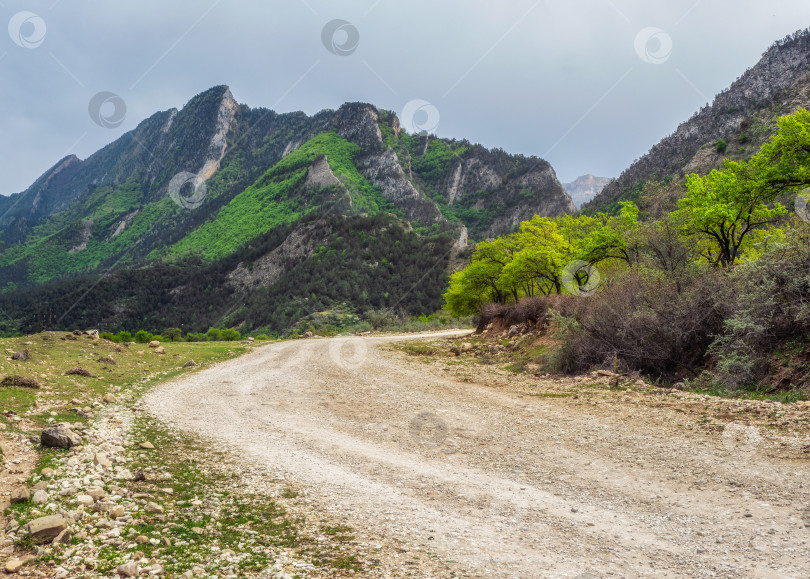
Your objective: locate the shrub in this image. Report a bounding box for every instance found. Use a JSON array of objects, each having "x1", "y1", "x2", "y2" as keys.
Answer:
[
  {"x1": 133, "y1": 330, "x2": 152, "y2": 344},
  {"x1": 116, "y1": 330, "x2": 132, "y2": 343},
  {"x1": 255, "y1": 334, "x2": 270, "y2": 340},
  {"x1": 715, "y1": 139, "x2": 728, "y2": 153}
]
